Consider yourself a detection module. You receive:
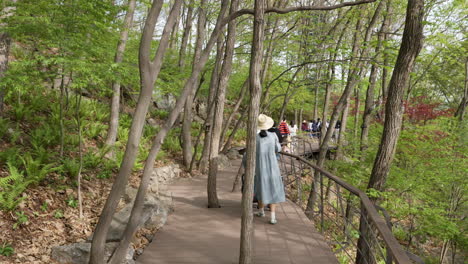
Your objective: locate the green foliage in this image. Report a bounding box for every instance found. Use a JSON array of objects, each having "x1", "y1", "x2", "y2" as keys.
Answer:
[
  {"x1": 66, "y1": 196, "x2": 78, "y2": 208},
  {"x1": 40, "y1": 201, "x2": 48, "y2": 212},
  {"x1": 0, "y1": 242, "x2": 14, "y2": 257},
  {"x1": 12, "y1": 211, "x2": 28, "y2": 230},
  {"x1": 21, "y1": 154, "x2": 58, "y2": 184},
  {"x1": 0, "y1": 163, "x2": 29, "y2": 211},
  {"x1": 60, "y1": 158, "x2": 81, "y2": 178},
  {"x1": 0, "y1": 147, "x2": 22, "y2": 168},
  {"x1": 54, "y1": 209, "x2": 64, "y2": 219},
  {"x1": 162, "y1": 128, "x2": 182, "y2": 153}
]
